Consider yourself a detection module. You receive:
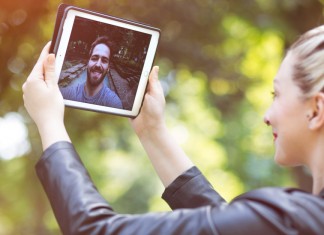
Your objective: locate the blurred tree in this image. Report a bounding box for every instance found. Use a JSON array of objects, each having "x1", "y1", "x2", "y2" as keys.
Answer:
[
  {"x1": 0, "y1": 0, "x2": 50, "y2": 112},
  {"x1": 0, "y1": 0, "x2": 323, "y2": 234}
]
